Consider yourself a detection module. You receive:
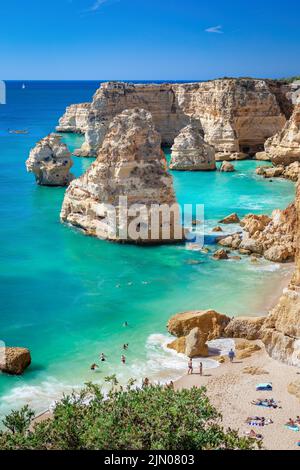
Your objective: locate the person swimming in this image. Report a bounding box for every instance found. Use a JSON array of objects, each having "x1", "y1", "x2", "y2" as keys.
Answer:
[
  {"x1": 123, "y1": 321, "x2": 129, "y2": 327},
  {"x1": 121, "y1": 355, "x2": 126, "y2": 364},
  {"x1": 123, "y1": 343, "x2": 129, "y2": 350},
  {"x1": 100, "y1": 353, "x2": 106, "y2": 362},
  {"x1": 90, "y1": 363, "x2": 99, "y2": 371}
]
